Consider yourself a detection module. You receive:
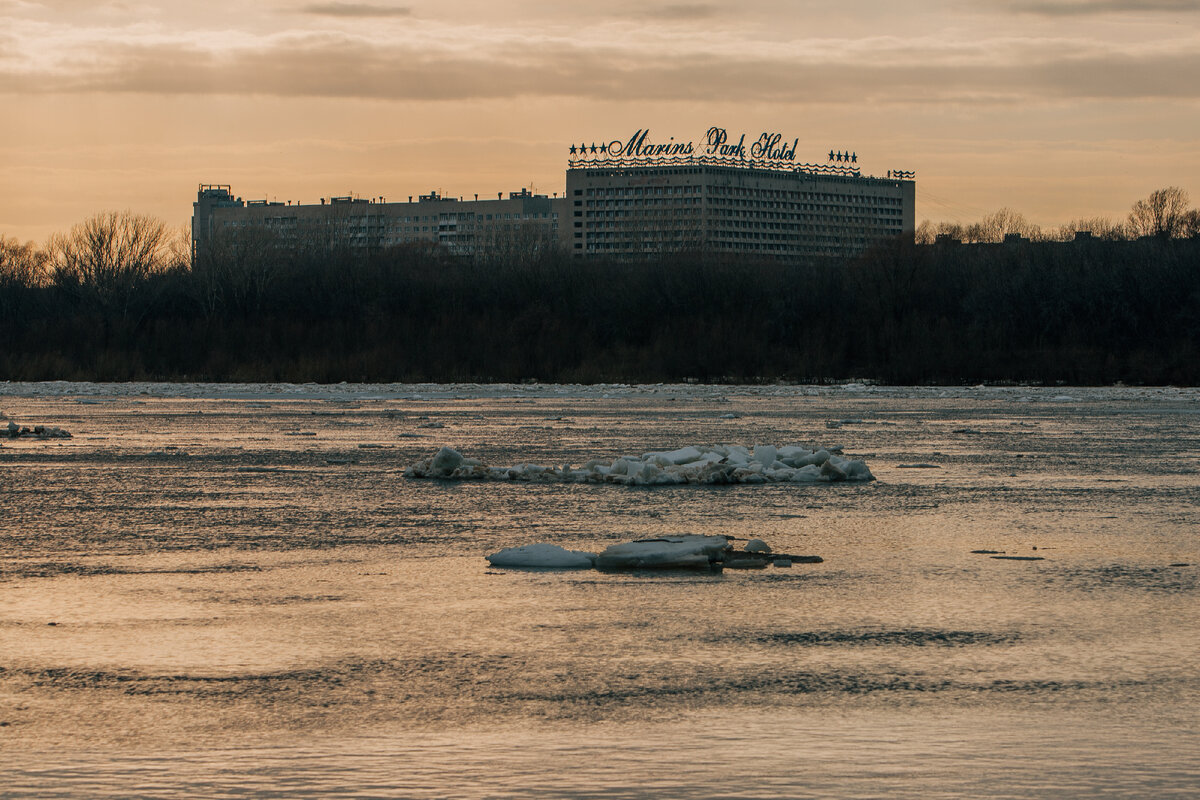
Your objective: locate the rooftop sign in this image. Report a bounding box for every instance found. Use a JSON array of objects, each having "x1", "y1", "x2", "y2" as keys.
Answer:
[{"x1": 568, "y1": 127, "x2": 864, "y2": 177}]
